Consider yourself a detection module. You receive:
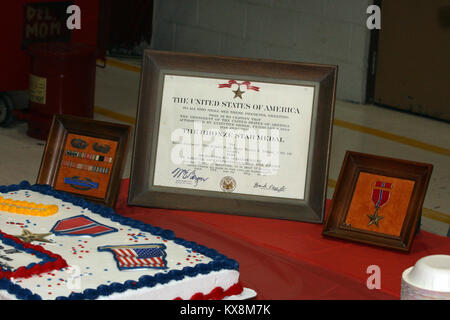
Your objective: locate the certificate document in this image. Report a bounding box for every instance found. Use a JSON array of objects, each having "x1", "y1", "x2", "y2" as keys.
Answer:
[{"x1": 153, "y1": 74, "x2": 315, "y2": 200}]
